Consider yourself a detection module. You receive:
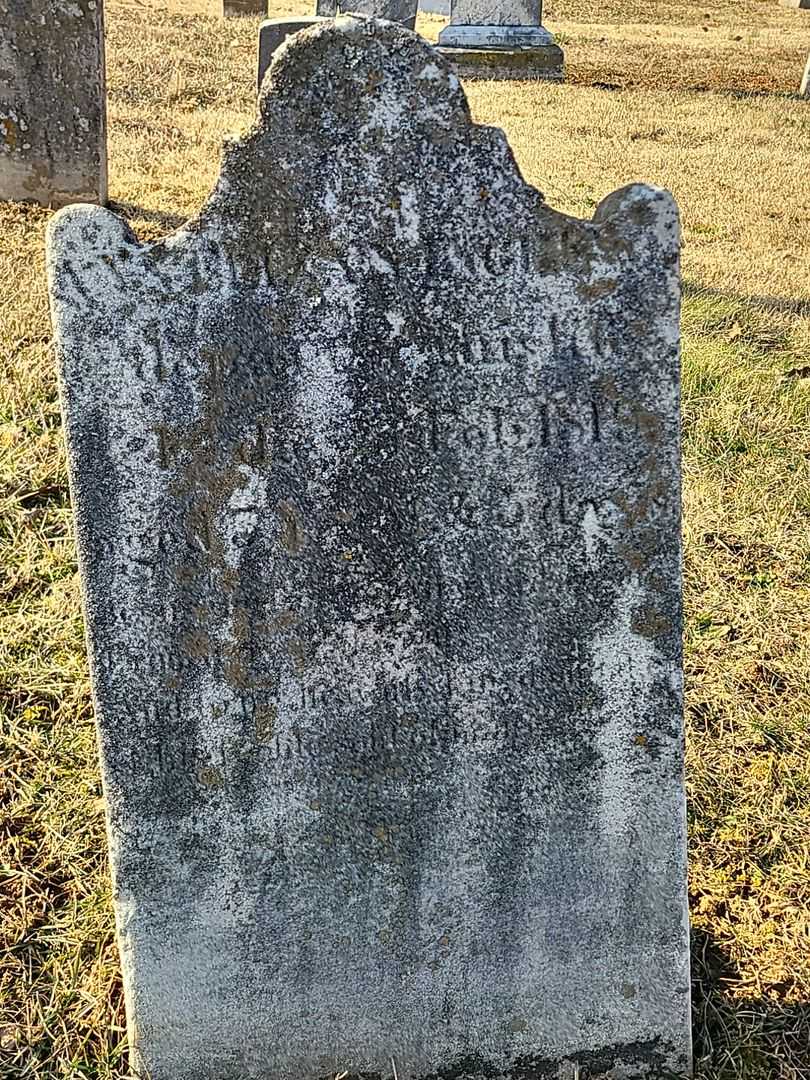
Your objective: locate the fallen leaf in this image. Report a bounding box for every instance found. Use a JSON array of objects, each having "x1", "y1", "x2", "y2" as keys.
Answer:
[{"x1": 727, "y1": 321, "x2": 743, "y2": 341}]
